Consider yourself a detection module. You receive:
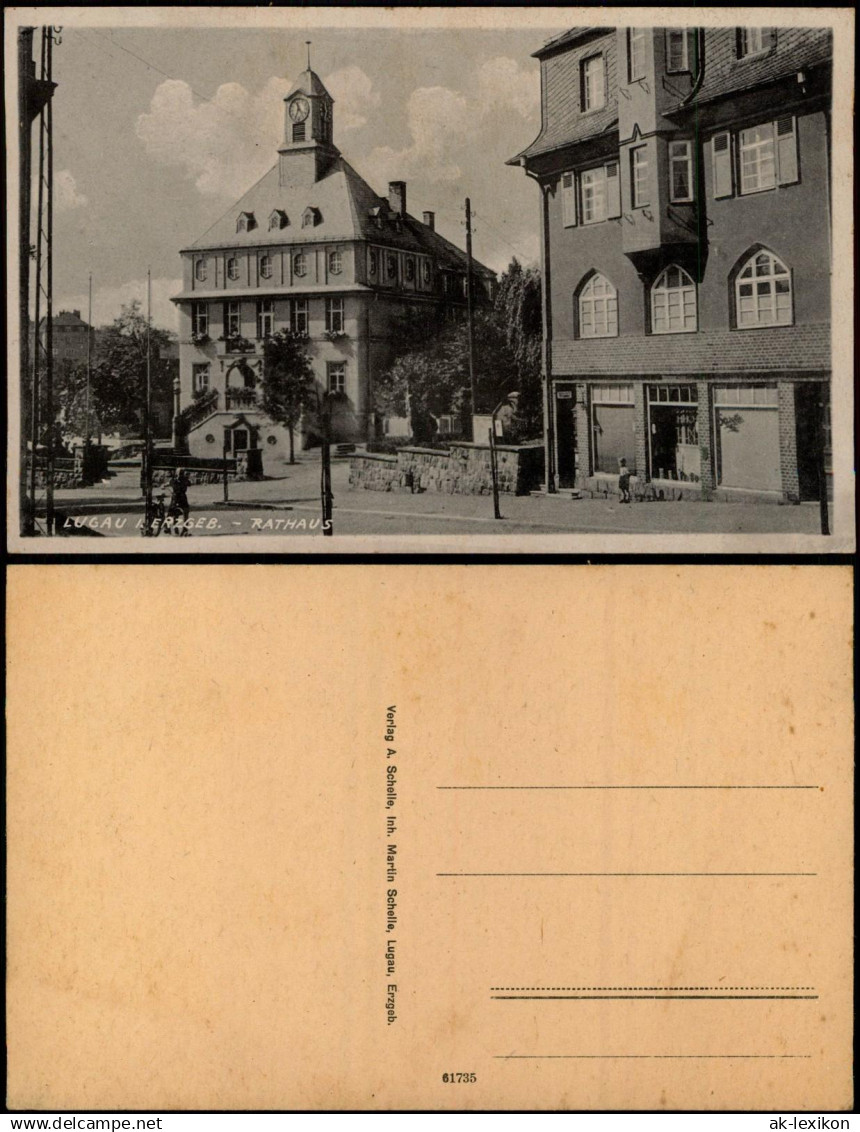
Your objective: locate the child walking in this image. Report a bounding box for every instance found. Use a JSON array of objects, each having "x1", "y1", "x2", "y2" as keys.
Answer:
[{"x1": 618, "y1": 457, "x2": 631, "y2": 503}]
